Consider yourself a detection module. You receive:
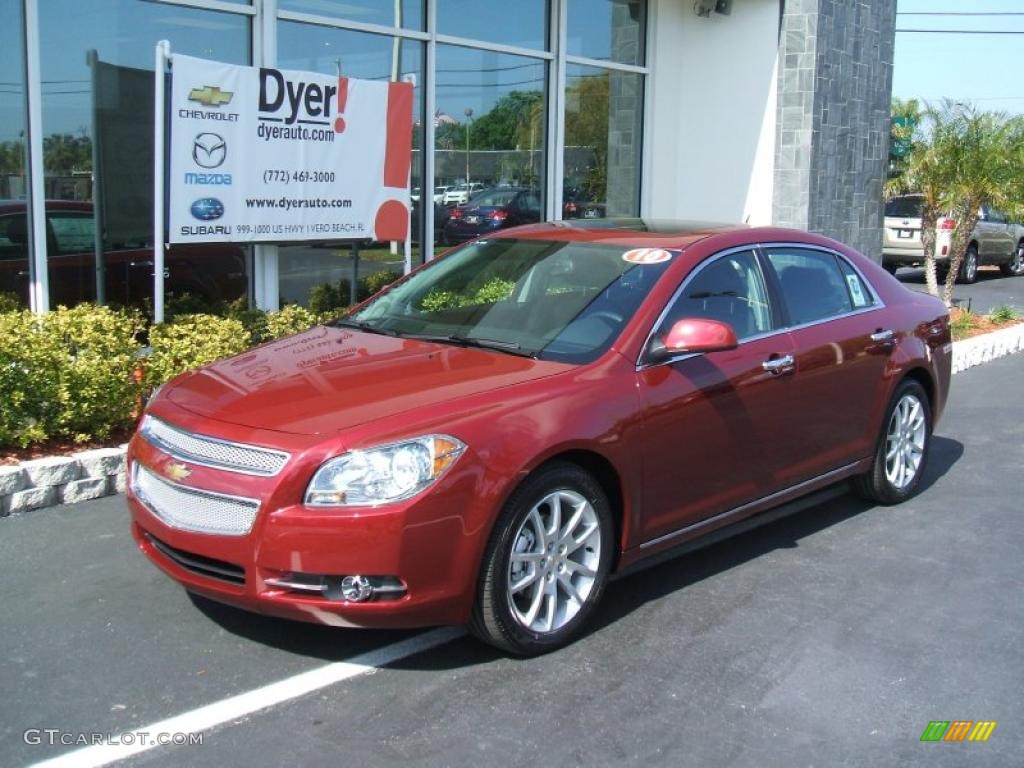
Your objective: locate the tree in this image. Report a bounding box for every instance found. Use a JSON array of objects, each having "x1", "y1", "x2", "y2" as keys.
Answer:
[{"x1": 900, "y1": 102, "x2": 1024, "y2": 306}]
